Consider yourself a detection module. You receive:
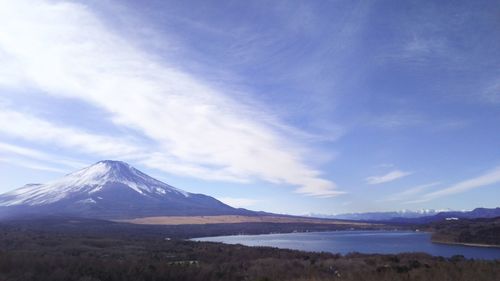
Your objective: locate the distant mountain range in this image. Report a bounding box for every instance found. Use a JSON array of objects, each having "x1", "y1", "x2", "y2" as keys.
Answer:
[
  {"x1": 390, "y1": 208, "x2": 500, "y2": 224},
  {"x1": 308, "y1": 208, "x2": 500, "y2": 224},
  {"x1": 0, "y1": 160, "x2": 253, "y2": 219},
  {"x1": 309, "y1": 209, "x2": 451, "y2": 221}
]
